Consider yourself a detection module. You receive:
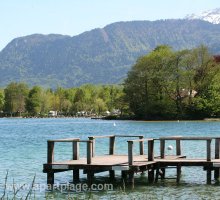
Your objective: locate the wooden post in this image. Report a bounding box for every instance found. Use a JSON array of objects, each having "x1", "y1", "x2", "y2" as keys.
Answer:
[
  {"x1": 128, "y1": 171, "x2": 134, "y2": 188},
  {"x1": 128, "y1": 141, "x2": 133, "y2": 165},
  {"x1": 215, "y1": 138, "x2": 220, "y2": 180},
  {"x1": 87, "y1": 171, "x2": 94, "y2": 187},
  {"x1": 87, "y1": 141, "x2": 92, "y2": 164},
  {"x1": 161, "y1": 167, "x2": 166, "y2": 180},
  {"x1": 207, "y1": 169, "x2": 212, "y2": 184},
  {"x1": 72, "y1": 141, "x2": 79, "y2": 182},
  {"x1": 47, "y1": 173, "x2": 54, "y2": 186},
  {"x1": 160, "y1": 139, "x2": 165, "y2": 159},
  {"x1": 72, "y1": 141, "x2": 79, "y2": 160},
  {"x1": 176, "y1": 139, "x2": 181, "y2": 156},
  {"x1": 160, "y1": 139, "x2": 165, "y2": 179},
  {"x1": 148, "y1": 140, "x2": 154, "y2": 161},
  {"x1": 176, "y1": 164, "x2": 181, "y2": 183},
  {"x1": 207, "y1": 139, "x2": 211, "y2": 162},
  {"x1": 215, "y1": 138, "x2": 220, "y2": 159},
  {"x1": 148, "y1": 169, "x2": 154, "y2": 184},
  {"x1": 109, "y1": 170, "x2": 115, "y2": 181},
  {"x1": 88, "y1": 137, "x2": 95, "y2": 157},
  {"x1": 121, "y1": 171, "x2": 127, "y2": 181},
  {"x1": 109, "y1": 136, "x2": 115, "y2": 155},
  {"x1": 109, "y1": 136, "x2": 115, "y2": 179},
  {"x1": 47, "y1": 141, "x2": 54, "y2": 163},
  {"x1": 139, "y1": 136, "x2": 144, "y2": 155}
]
